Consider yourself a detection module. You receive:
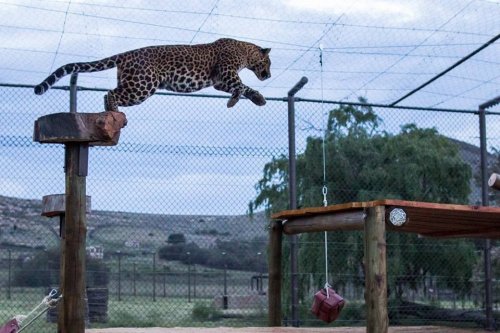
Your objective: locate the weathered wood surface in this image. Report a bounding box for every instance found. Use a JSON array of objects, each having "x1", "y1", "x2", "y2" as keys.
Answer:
[
  {"x1": 268, "y1": 220, "x2": 283, "y2": 326},
  {"x1": 272, "y1": 199, "x2": 500, "y2": 239},
  {"x1": 42, "y1": 194, "x2": 91, "y2": 217},
  {"x1": 59, "y1": 144, "x2": 87, "y2": 333},
  {"x1": 489, "y1": 173, "x2": 500, "y2": 191},
  {"x1": 33, "y1": 111, "x2": 126, "y2": 146},
  {"x1": 282, "y1": 210, "x2": 365, "y2": 235},
  {"x1": 364, "y1": 206, "x2": 388, "y2": 333}
]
